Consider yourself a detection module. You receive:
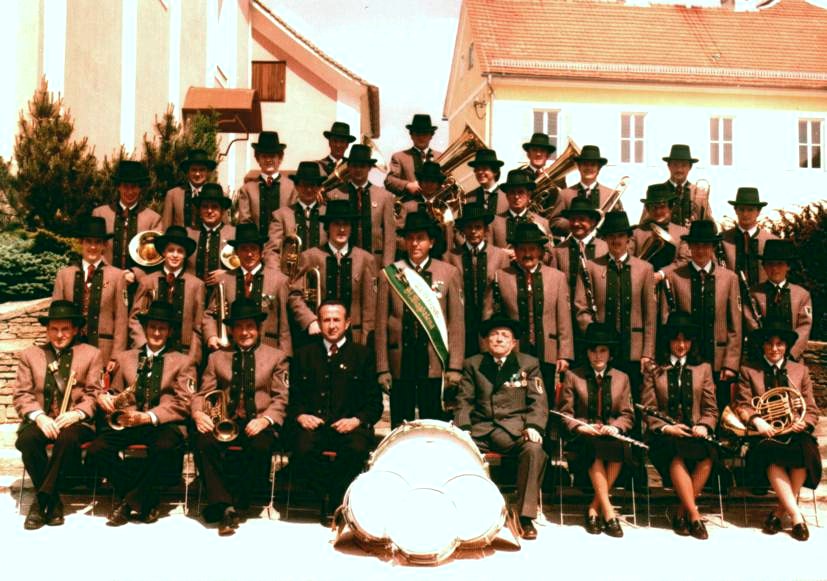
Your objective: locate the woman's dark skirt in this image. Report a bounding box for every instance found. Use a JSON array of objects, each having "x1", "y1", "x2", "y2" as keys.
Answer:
[
  {"x1": 745, "y1": 432, "x2": 823, "y2": 489},
  {"x1": 648, "y1": 433, "x2": 718, "y2": 486},
  {"x1": 565, "y1": 434, "x2": 638, "y2": 476}
]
